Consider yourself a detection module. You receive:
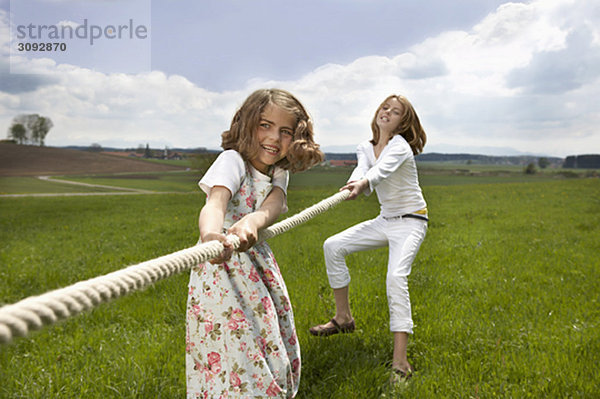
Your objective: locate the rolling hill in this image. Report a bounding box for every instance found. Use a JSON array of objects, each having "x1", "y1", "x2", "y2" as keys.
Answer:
[{"x1": 0, "y1": 143, "x2": 186, "y2": 176}]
